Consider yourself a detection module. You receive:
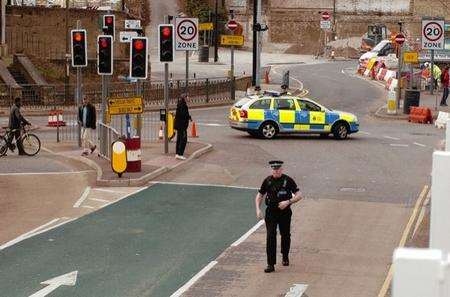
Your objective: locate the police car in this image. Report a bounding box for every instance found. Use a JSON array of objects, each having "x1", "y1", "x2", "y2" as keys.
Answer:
[{"x1": 229, "y1": 91, "x2": 359, "y2": 140}]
